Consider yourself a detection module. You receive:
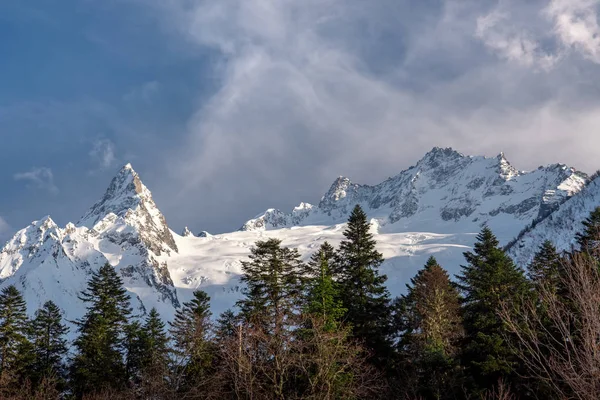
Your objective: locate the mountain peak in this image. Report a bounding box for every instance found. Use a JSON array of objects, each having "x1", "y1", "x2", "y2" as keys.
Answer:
[
  {"x1": 416, "y1": 147, "x2": 465, "y2": 170},
  {"x1": 78, "y1": 164, "x2": 149, "y2": 227},
  {"x1": 78, "y1": 164, "x2": 178, "y2": 254}
]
